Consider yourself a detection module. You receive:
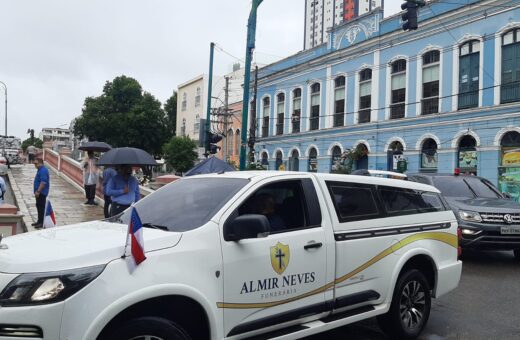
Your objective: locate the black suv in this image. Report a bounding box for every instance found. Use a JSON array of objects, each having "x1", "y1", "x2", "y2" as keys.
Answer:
[{"x1": 409, "y1": 173, "x2": 520, "y2": 260}]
